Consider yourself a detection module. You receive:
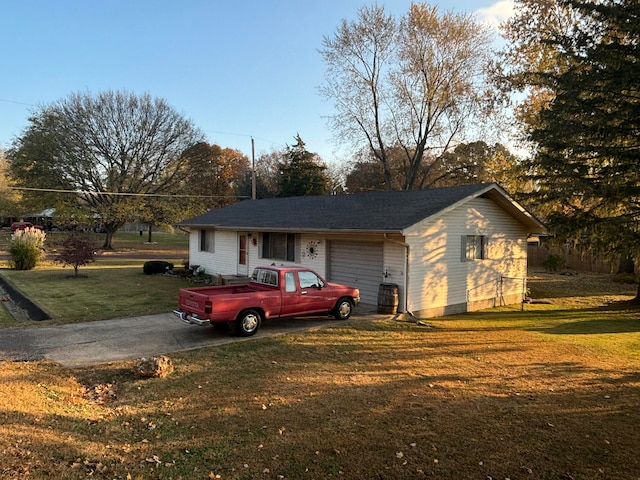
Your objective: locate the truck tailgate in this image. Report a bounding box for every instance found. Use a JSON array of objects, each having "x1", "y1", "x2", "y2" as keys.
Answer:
[{"x1": 178, "y1": 289, "x2": 211, "y2": 315}]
